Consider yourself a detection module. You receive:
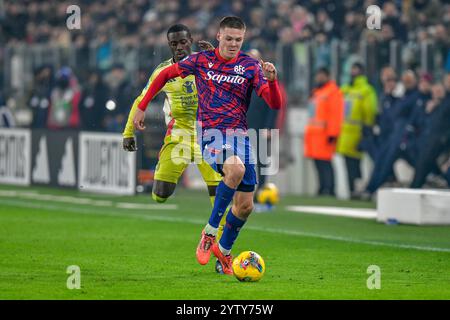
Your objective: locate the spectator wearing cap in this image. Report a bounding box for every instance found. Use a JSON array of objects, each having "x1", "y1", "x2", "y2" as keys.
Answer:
[
  {"x1": 47, "y1": 66, "x2": 81, "y2": 129},
  {"x1": 336, "y1": 62, "x2": 377, "y2": 198}
]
